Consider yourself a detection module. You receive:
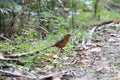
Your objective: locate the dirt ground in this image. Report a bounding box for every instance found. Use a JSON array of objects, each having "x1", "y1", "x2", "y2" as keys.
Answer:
[{"x1": 59, "y1": 23, "x2": 120, "y2": 80}]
